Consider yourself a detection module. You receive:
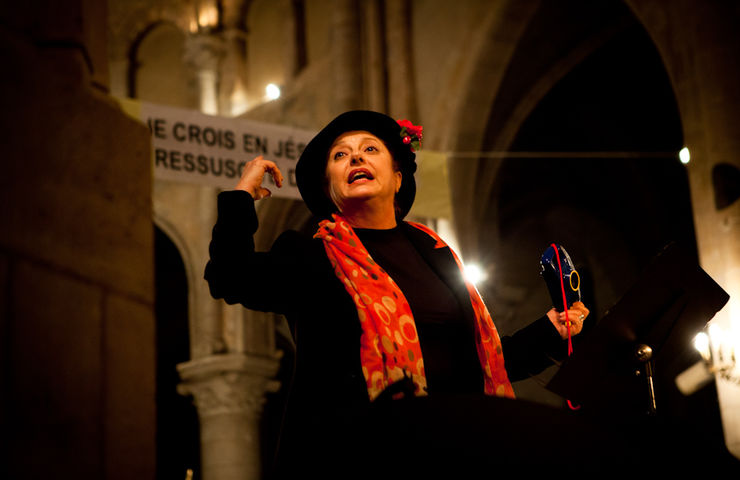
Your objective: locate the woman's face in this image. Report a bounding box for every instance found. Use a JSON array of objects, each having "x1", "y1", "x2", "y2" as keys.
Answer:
[{"x1": 325, "y1": 130, "x2": 402, "y2": 214}]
